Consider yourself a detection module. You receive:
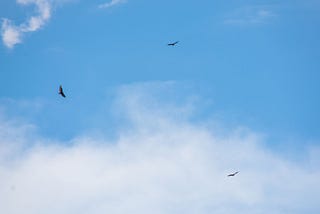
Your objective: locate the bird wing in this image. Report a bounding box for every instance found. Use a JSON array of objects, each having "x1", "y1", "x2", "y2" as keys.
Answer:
[
  {"x1": 168, "y1": 41, "x2": 178, "y2": 46},
  {"x1": 59, "y1": 85, "x2": 66, "y2": 97},
  {"x1": 227, "y1": 171, "x2": 239, "y2": 176}
]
